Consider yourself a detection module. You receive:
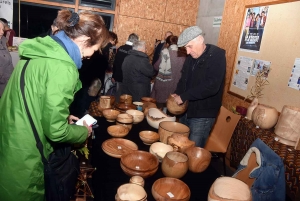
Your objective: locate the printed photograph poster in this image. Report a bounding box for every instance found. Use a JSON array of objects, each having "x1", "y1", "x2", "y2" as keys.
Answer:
[
  {"x1": 288, "y1": 58, "x2": 300, "y2": 90},
  {"x1": 232, "y1": 56, "x2": 254, "y2": 90},
  {"x1": 239, "y1": 6, "x2": 269, "y2": 52},
  {"x1": 251, "y1": 59, "x2": 271, "y2": 78}
]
